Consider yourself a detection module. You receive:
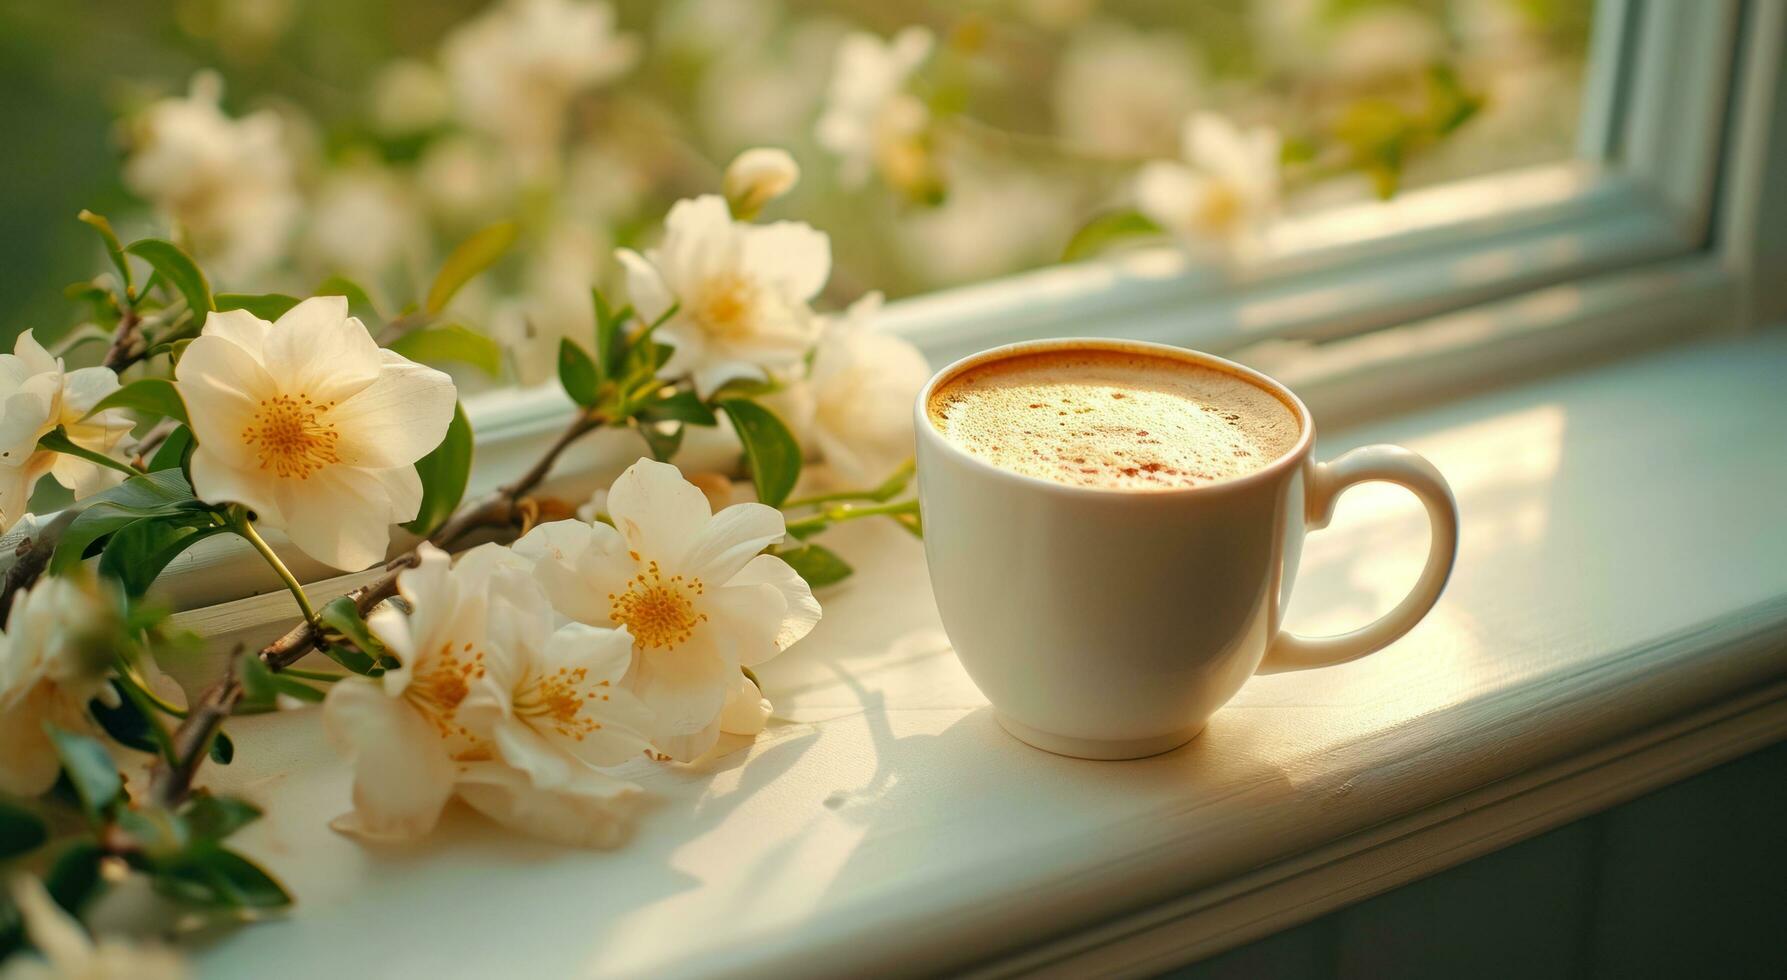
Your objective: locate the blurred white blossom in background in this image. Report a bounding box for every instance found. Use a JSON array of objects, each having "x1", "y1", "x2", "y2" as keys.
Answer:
[
  {"x1": 442, "y1": 0, "x2": 639, "y2": 178},
  {"x1": 1135, "y1": 113, "x2": 1283, "y2": 260},
  {"x1": 816, "y1": 26, "x2": 935, "y2": 190},
  {"x1": 122, "y1": 71, "x2": 300, "y2": 284}
]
